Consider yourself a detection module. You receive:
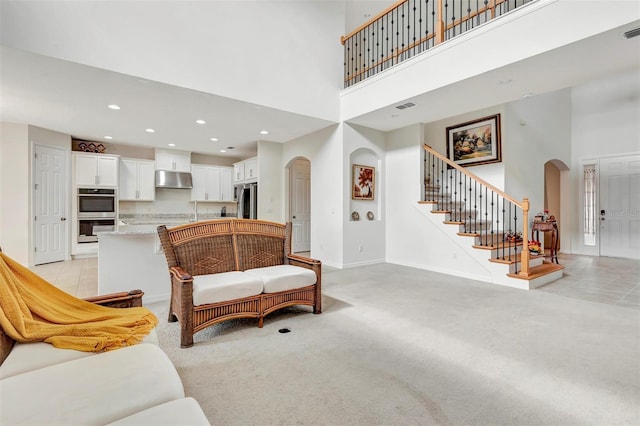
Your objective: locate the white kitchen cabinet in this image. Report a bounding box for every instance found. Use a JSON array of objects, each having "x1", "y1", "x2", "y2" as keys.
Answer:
[
  {"x1": 119, "y1": 158, "x2": 156, "y2": 201},
  {"x1": 244, "y1": 157, "x2": 258, "y2": 182},
  {"x1": 191, "y1": 164, "x2": 221, "y2": 201},
  {"x1": 73, "y1": 153, "x2": 119, "y2": 187},
  {"x1": 220, "y1": 167, "x2": 234, "y2": 201},
  {"x1": 233, "y1": 163, "x2": 245, "y2": 183},
  {"x1": 155, "y1": 149, "x2": 191, "y2": 172},
  {"x1": 233, "y1": 157, "x2": 258, "y2": 183}
]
